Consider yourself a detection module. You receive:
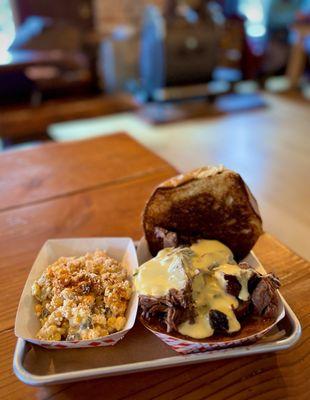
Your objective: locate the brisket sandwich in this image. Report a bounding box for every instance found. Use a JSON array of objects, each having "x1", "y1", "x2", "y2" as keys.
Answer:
[
  {"x1": 135, "y1": 240, "x2": 280, "y2": 341},
  {"x1": 135, "y1": 166, "x2": 281, "y2": 343}
]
